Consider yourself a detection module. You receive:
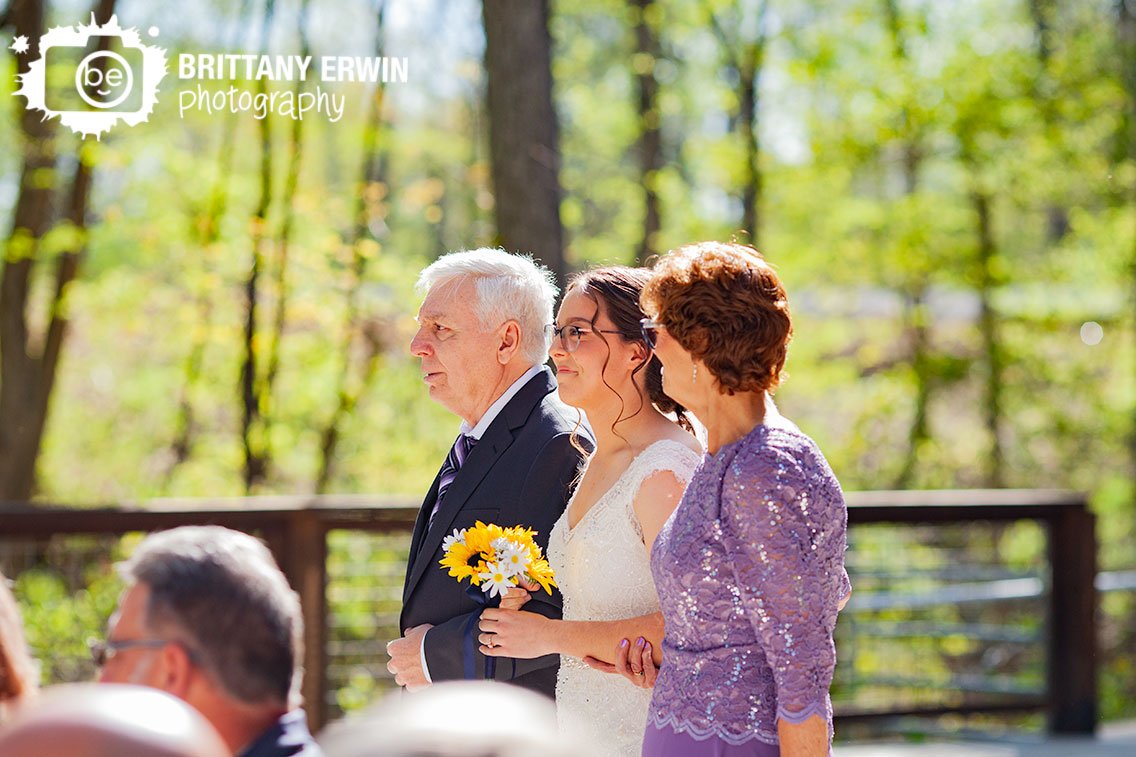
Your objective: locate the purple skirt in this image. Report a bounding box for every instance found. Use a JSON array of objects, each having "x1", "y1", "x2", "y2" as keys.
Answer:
[{"x1": 642, "y1": 722, "x2": 781, "y2": 757}]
